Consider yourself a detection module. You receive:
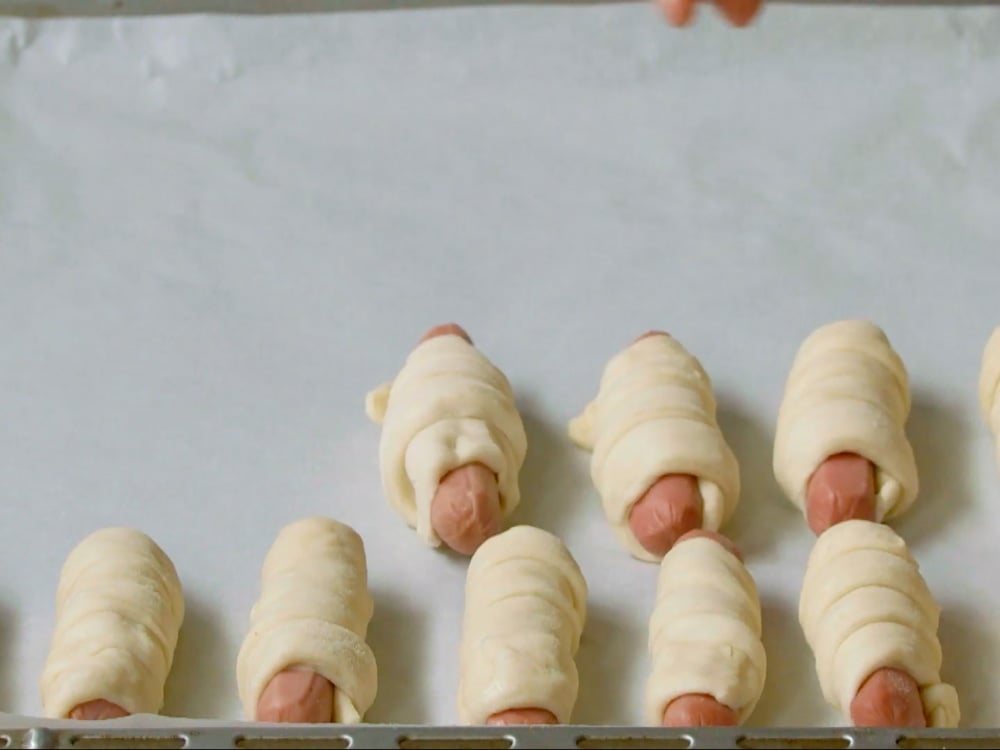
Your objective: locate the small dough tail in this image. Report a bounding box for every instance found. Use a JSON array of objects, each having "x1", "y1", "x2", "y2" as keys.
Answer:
[
  {"x1": 333, "y1": 686, "x2": 362, "y2": 724},
  {"x1": 922, "y1": 683, "x2": 961, "y2": 728},
  {"x1": 567, "y1": 402, "x2": 596, "y2": 450},
  {"x1": 365, "y1": 383, "x2": 392, "y2": 424}
]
